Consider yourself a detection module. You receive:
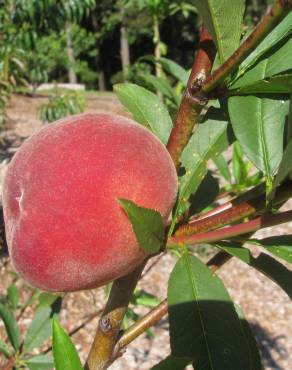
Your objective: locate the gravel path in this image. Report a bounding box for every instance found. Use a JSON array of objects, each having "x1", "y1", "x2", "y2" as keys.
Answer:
[{"x1": 0, "y1": 93, "x2": 291, "y2": 370}]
